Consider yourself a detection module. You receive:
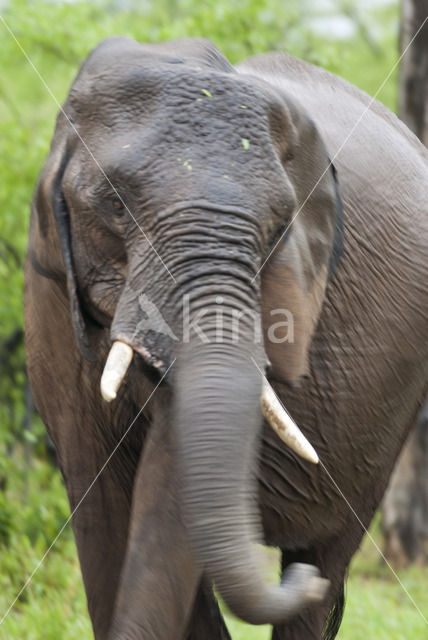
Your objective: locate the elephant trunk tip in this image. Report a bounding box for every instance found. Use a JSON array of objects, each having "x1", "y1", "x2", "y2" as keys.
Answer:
[{"x1": 218, "y1": 562, "x2": 329, "y2": 626}]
